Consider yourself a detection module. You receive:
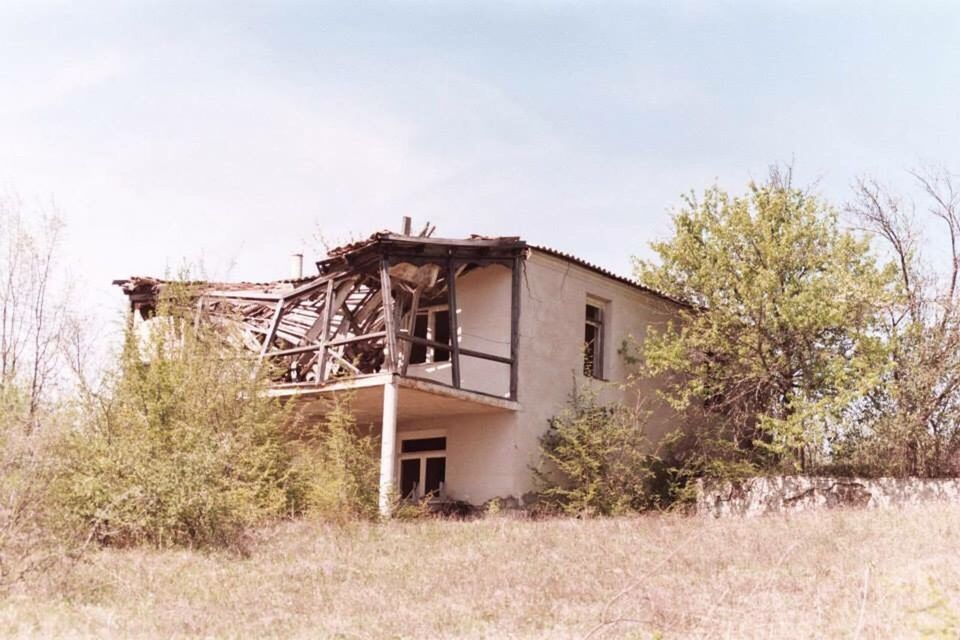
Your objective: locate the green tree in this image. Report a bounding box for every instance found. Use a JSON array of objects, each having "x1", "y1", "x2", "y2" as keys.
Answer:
[{"x1": 636, "y1": 170, "x2": 893, "y2": 474}]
